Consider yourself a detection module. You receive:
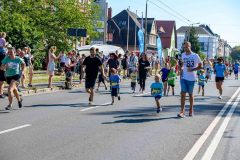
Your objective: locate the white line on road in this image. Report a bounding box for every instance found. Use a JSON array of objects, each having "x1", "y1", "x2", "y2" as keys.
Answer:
[
  {"x1": 201, "y1": 93, "x2": 240, "y2": 160},
  {"x1": 183, "y1": 87, "x2": 240, "y2": 160},
  {"x1": 0, "y1": 124, "x2": 32, "y2": 135},
  {"x1": 133, "y1": 92, "x2": 151, "y2": 97},
  {"x1": 80, "y1": 102, "x2": 112, "y2": 112}
]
